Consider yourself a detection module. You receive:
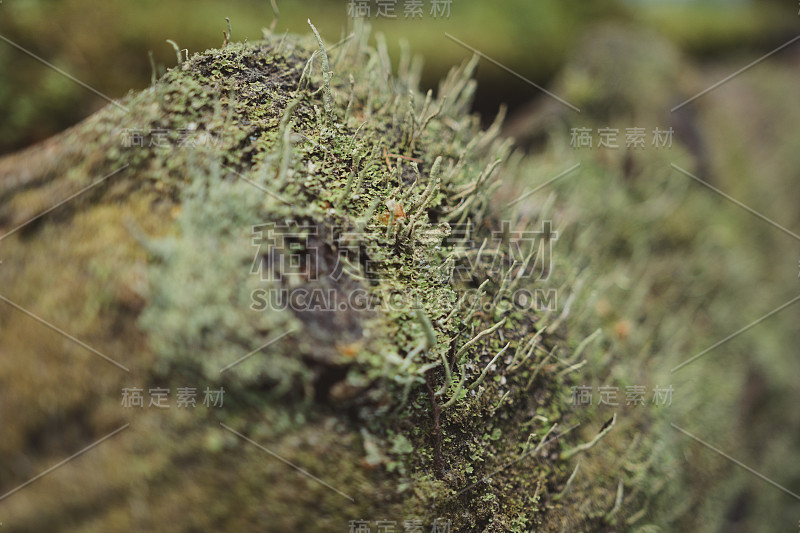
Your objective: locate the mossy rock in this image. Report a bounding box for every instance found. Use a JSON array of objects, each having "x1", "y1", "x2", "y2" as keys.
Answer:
[{"x1": 0, "y1": 24, "x2": 670, "y2": 532}]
